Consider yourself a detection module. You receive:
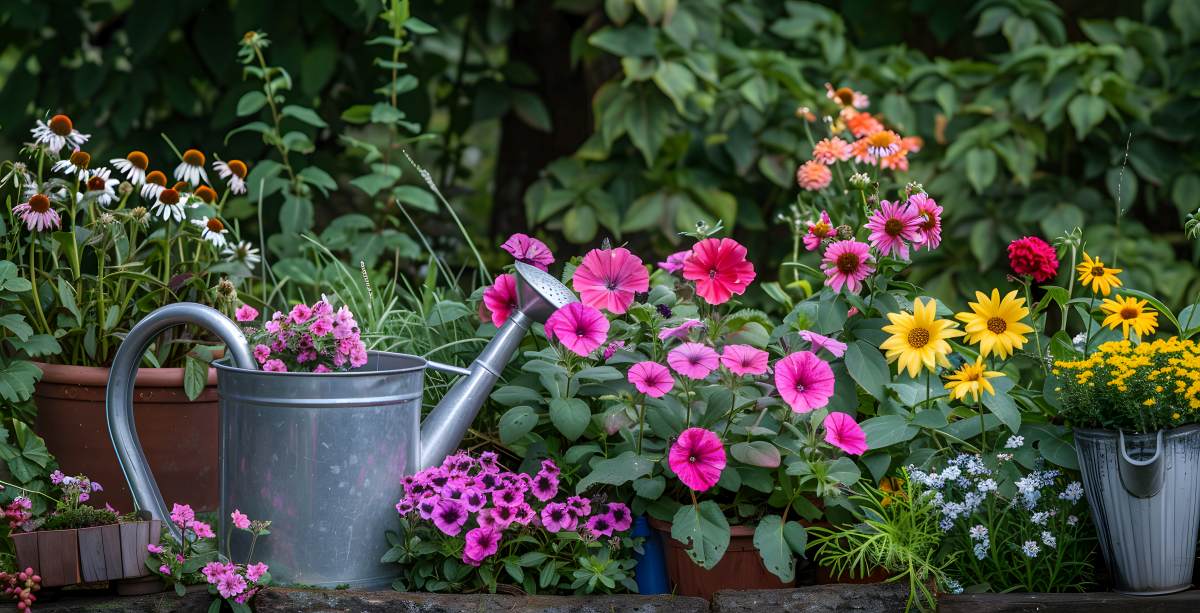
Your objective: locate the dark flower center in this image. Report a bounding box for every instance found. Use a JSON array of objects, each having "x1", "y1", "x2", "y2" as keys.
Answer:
[
  {"x1": 986, "y1": 317, "x2": 1006, "y2": 334},
  {"x1": 69, "y1": 150, "x2": 91, "y2": 168},
  {"x1": 128, "y1": 151, "x2": 149, "y2": 169},
  {"x1": 49, "y1": 114, "x2": 73, "y2": 136},
  {"x1": 29, "y1": 194, "x2": 50, "y2": 213},
  {"x1": 228, "y1": 159, "x2": 248, "y2": 177},
  {"x1": 1120, "y1": 307, "x2": 1138, "y2": 320},
  {"x1": 182, "y1": 149, "x2": 205, "y2": 166},
  {"x1": 159, "y1": 189, "x2": 180, "y2": 205},
  {"x1": 1090, "y1": 266, "x2": 1106, "y2": 278},
  {"x1": 836, "y1": 252, "x2": 860, "y2": 274},
  {"x1": 86, "y1": 176, "x2": 105, "y2": 191},
  {"x1": 884, "y1": 218, "x2": 903, "y2": 236},
  {"x1": 907, "y1": 328, "x2": 930, "y2": 348}
]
